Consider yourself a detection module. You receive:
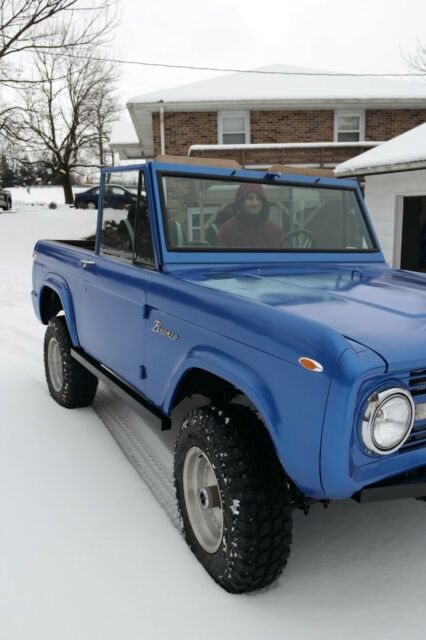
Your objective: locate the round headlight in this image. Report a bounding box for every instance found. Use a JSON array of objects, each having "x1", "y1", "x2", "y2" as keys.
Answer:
[{"x1": 362, "y1": 388, "x2": 415, "y2": 455}]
